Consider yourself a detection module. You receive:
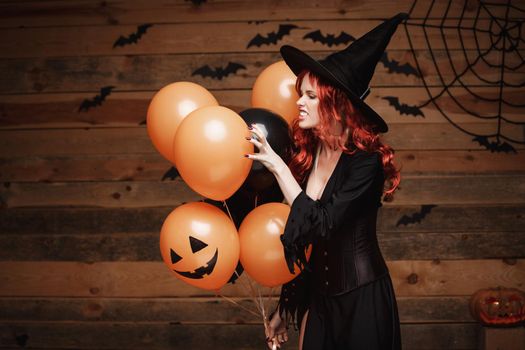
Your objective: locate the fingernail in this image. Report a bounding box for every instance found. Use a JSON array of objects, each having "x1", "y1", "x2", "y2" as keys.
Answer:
[{"x1": 244, "y1": 154, "x2": 249, "y2": 158}]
